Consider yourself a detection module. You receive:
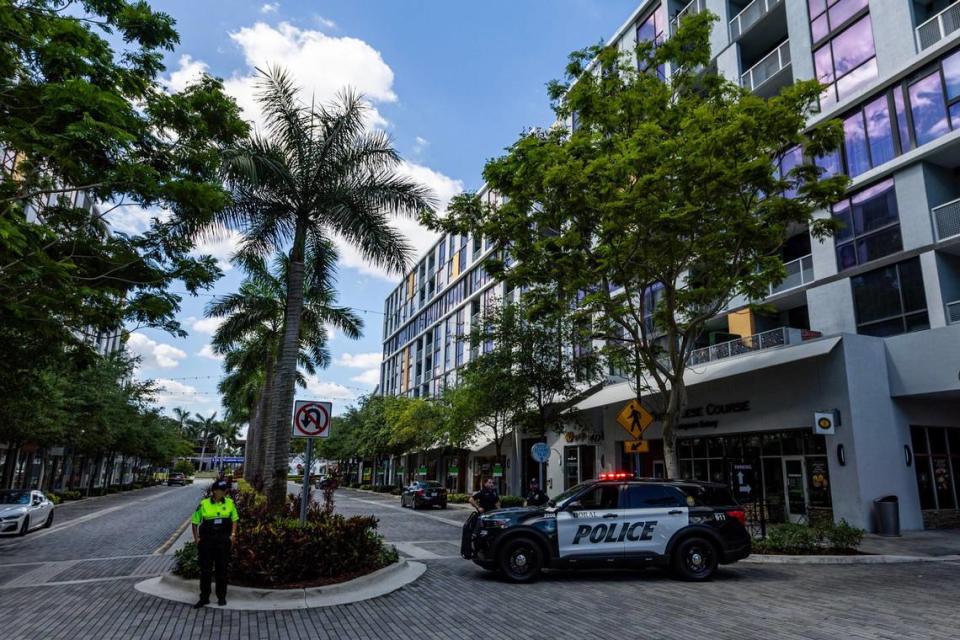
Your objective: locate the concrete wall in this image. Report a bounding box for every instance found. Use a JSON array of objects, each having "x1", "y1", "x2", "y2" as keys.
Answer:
[
  {"x1": 839, "y1": 334, "x2": 924, "y2": 530},
  {"x1": 807, "y1": 279, "x2": 858, "y2": 335},
  {"x1": 896, "y1": 163, "x2": 936, "y2": 249},
  {"x1": 869, "y1": 0, "x2": 918, "y2": 77},
  {"x1": 785, "y1": 0, "x2": 815, "y2": 81},
  {"x1": 885, "y1": 323, "x2": 960, "y2": 396}
]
